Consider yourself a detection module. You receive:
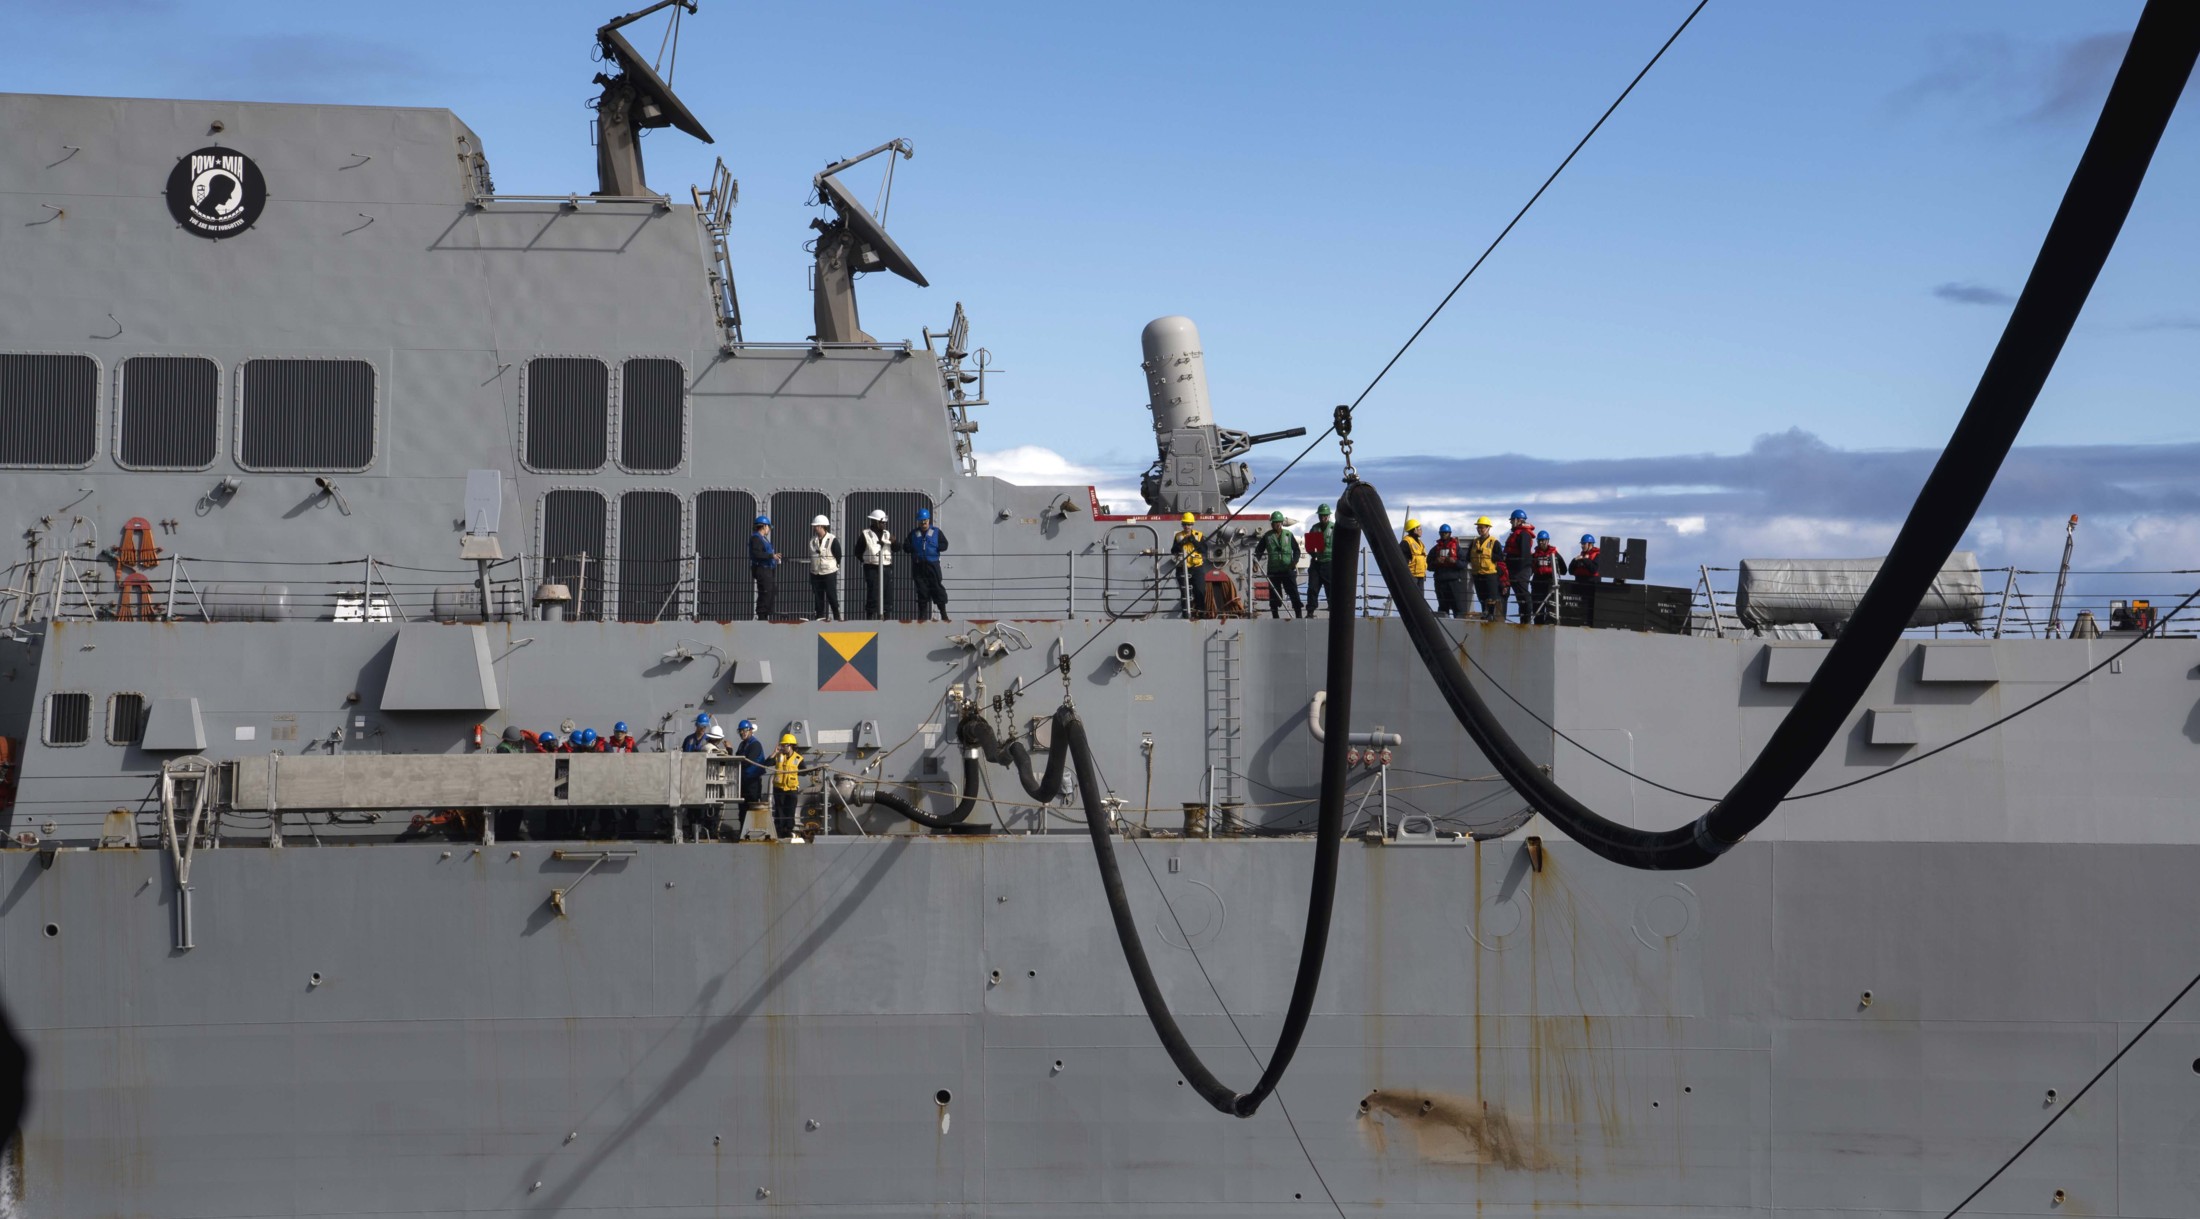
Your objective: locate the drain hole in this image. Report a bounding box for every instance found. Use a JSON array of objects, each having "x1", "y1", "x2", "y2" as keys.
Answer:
[
  {"x1": 1683, "y1": 1085, "x2": 1693, "y2": 1094},
  {"x1": 43, "y1": 923, "x2": 58, "y2": 938},
  {"x1": 935, "y1": 1089, "x2": 952, "y2": 1105}
]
